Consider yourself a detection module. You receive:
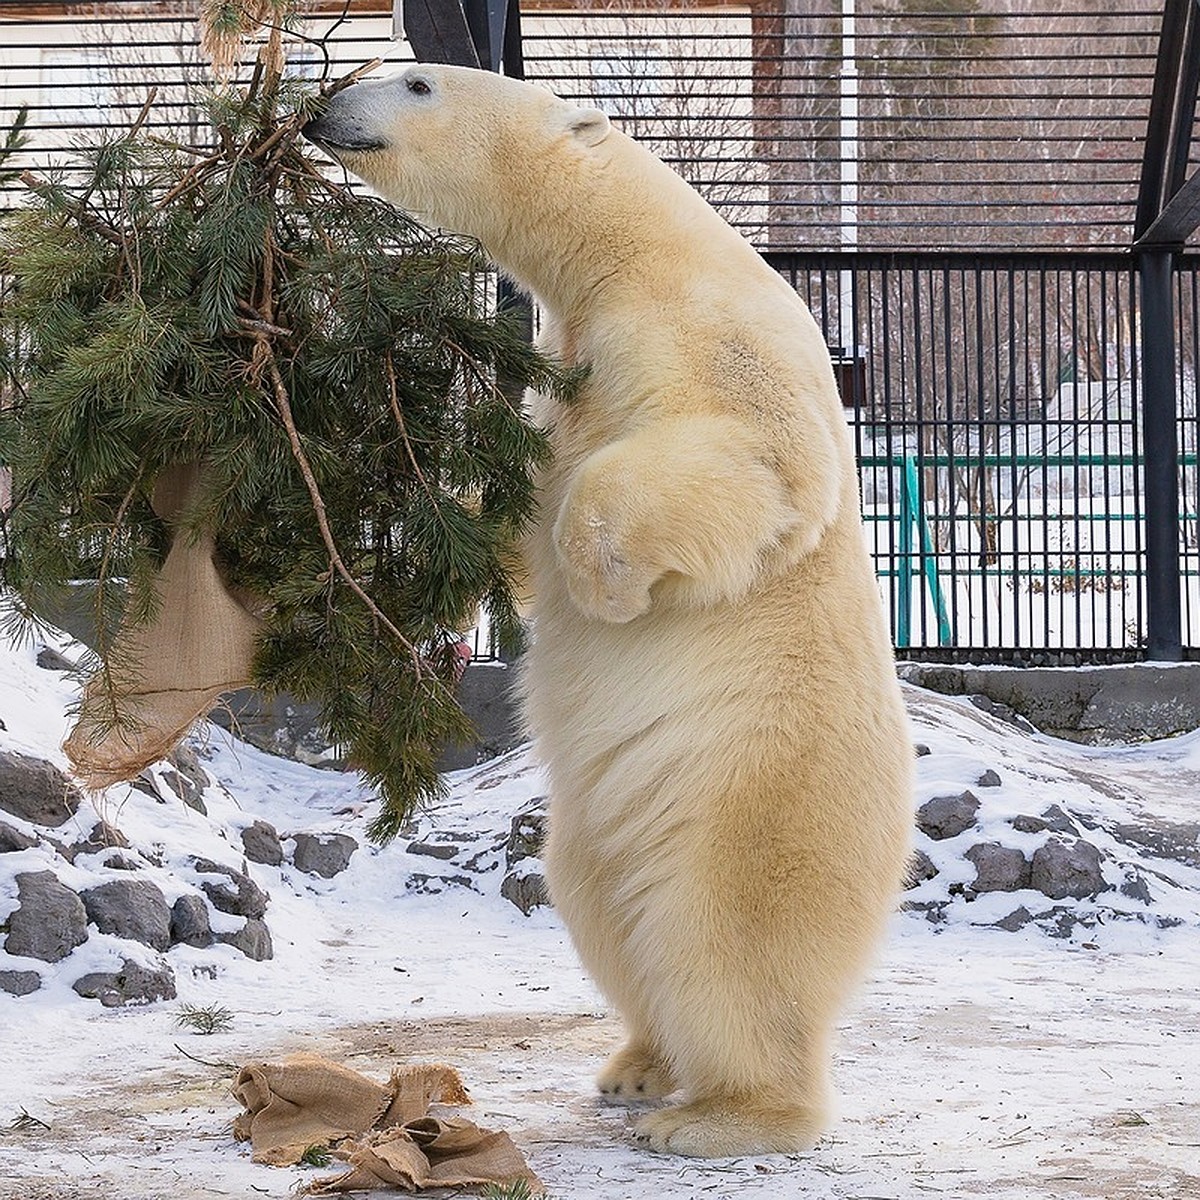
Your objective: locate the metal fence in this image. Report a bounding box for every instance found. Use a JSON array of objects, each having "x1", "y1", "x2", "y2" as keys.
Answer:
[{"x1": 1, "y1": 1, "x2": 1197, "y2": 662}]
